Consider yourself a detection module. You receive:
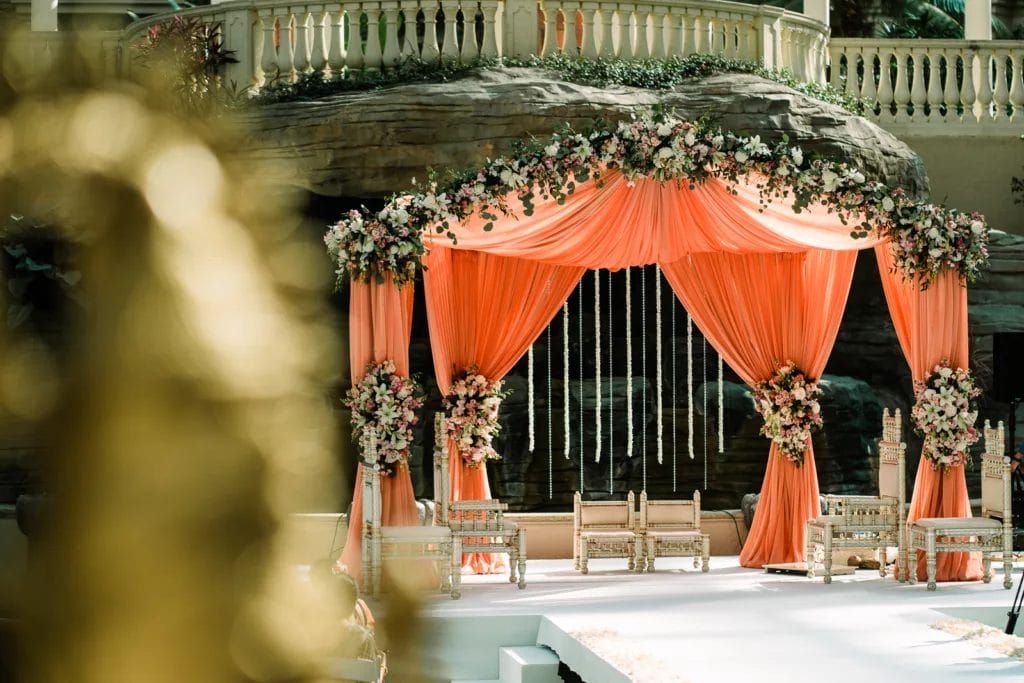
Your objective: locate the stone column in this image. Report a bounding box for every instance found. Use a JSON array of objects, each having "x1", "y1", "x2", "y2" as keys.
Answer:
[
  {"x1": 803, "y1": 0, "x2": 829, "y2": 30},
  {"x1": 965, "y1": 0, "x2": 992, "y2": 40}
]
